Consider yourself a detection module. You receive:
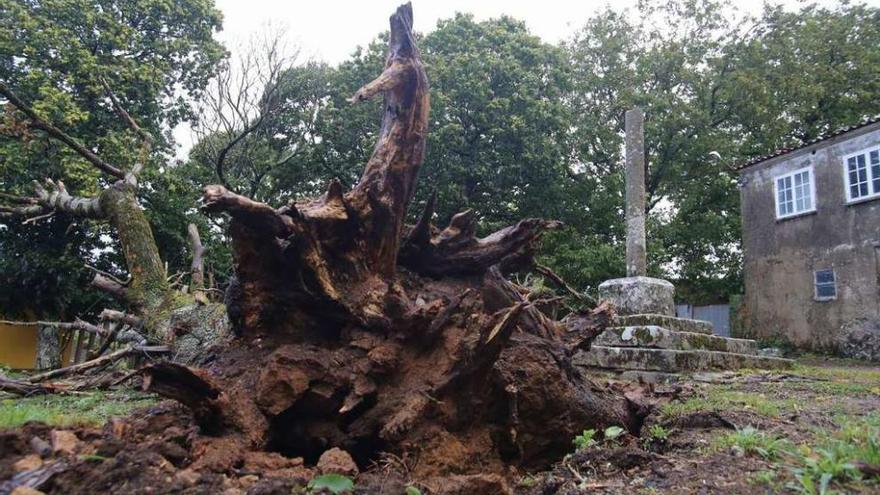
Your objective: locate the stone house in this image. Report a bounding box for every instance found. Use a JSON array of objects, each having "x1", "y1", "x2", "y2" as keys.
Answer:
[{"x1": 737, "y1": 118, "x2": 880, "y2": 359}]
